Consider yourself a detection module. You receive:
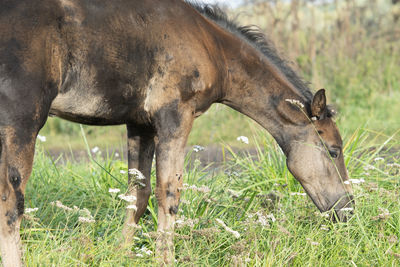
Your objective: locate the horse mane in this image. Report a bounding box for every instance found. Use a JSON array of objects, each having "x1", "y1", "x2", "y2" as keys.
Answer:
[{"x1": 186, "y1": 1, "x2": 315, "y2": 104}]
